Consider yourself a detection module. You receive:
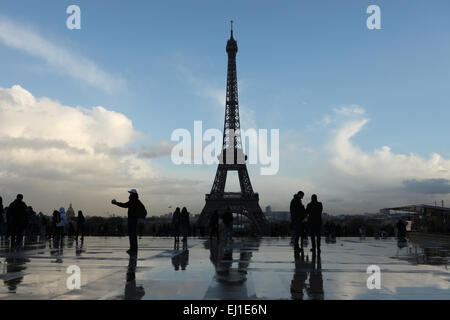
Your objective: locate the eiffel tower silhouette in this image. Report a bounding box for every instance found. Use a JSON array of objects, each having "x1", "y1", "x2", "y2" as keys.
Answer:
[{"x1": 197, "y1": 22, "x2": 267, "y2": 233}]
